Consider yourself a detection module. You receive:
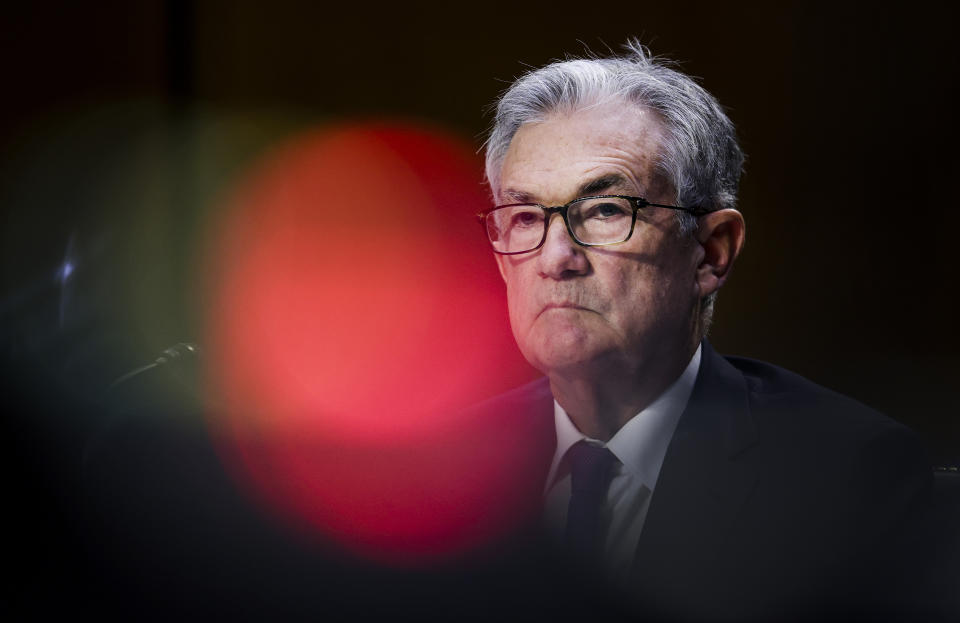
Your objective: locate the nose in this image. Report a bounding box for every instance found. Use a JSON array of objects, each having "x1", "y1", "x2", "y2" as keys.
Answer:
[{"x1": 536, "y1": 213, "x2": 589, "y2": 279}]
